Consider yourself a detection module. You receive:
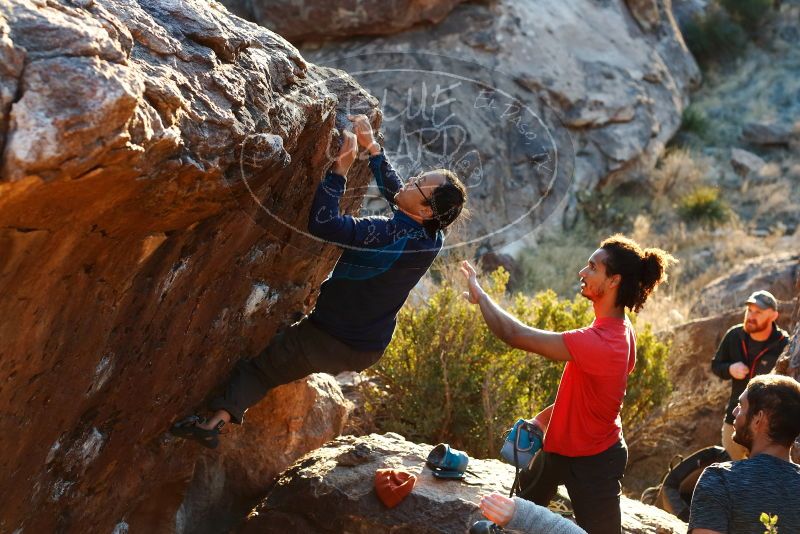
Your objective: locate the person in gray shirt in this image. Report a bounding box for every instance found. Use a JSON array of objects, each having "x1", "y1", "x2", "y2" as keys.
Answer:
[
  {"x1": 478, "y1": 492, "x2": 586, "y2": 534},
  {"x1": 689, "y1": 375, "x2": 800, "y2": 534}
]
